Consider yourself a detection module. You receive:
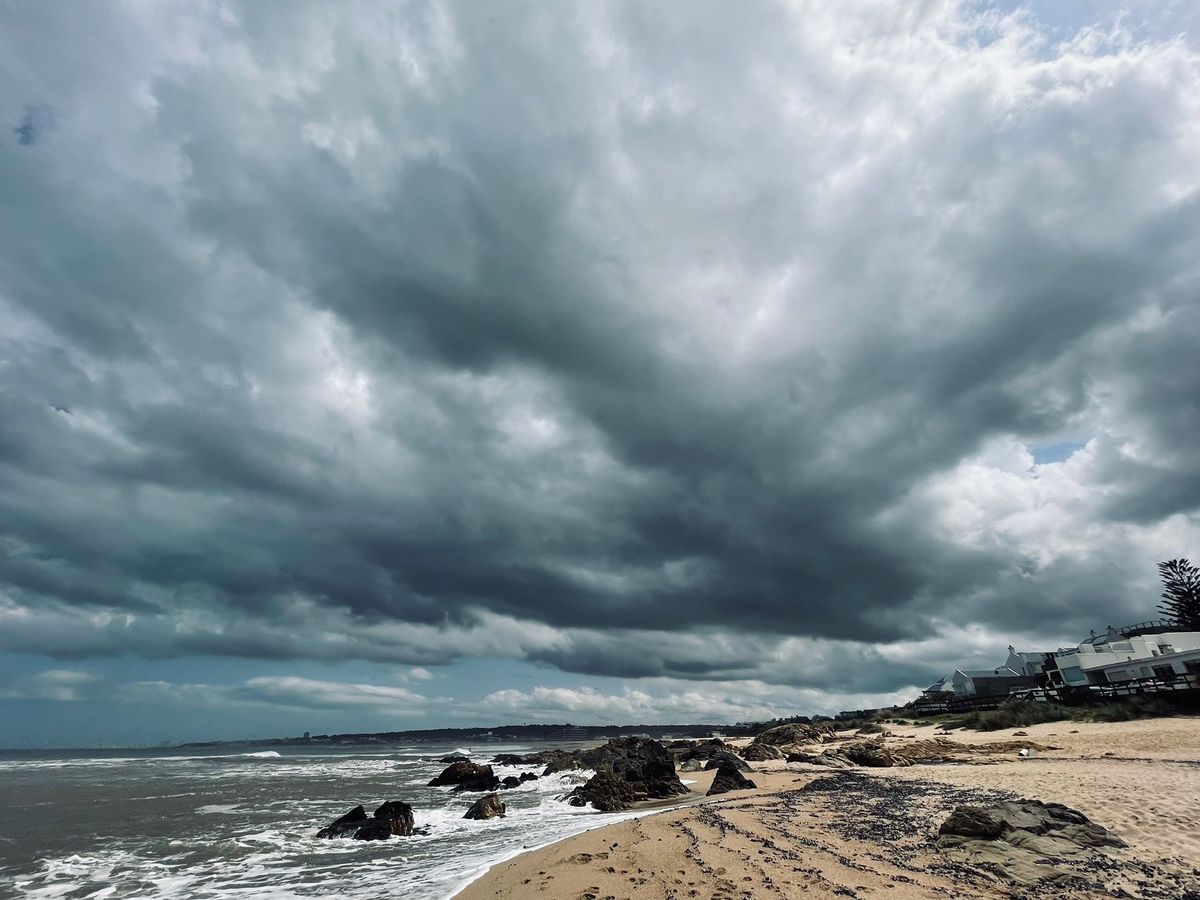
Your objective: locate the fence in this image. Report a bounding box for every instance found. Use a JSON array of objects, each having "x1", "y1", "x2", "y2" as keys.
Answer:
[{"x1": 910, "y1": 672, "x2": 1200, "y2": 716}]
